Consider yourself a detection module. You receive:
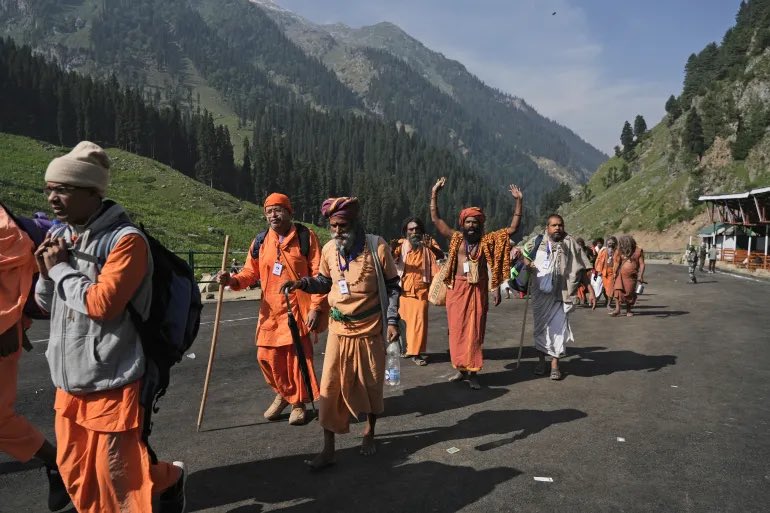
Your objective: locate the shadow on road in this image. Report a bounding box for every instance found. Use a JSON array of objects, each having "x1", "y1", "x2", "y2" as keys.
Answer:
[
  {"x1": 559, "y1": 346, "x2": 676, "y2": 377},
  {"x1": 186, "y1": 407, "x2": 586, "y2": 512},
  {"x1": 384, "y1": 377, "x2": 508, "y2": 417},
  {"x1": 633, "y1": 310, "x2": 689, "y2": 317}
]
